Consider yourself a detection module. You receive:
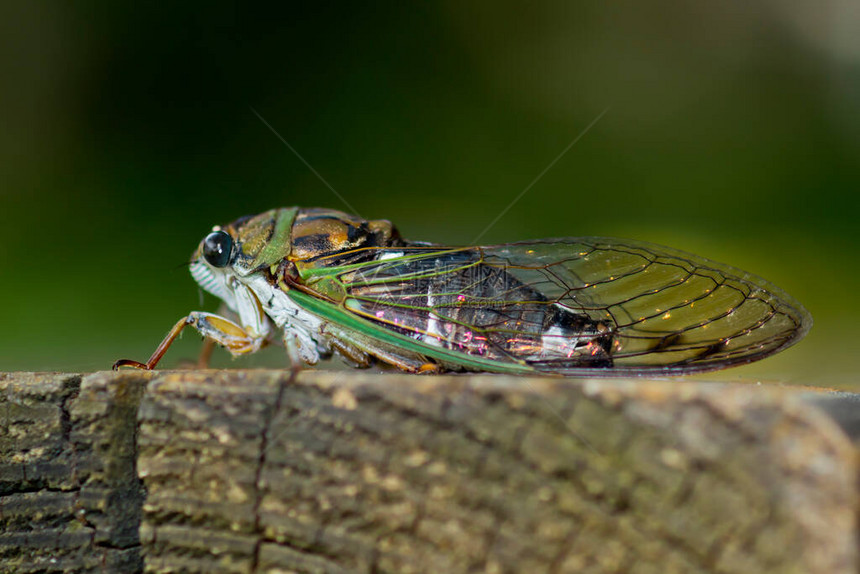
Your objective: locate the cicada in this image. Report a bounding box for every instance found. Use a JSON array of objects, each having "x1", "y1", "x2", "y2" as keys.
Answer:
[{"x1": 114, "y1": 207, "x2": 811, "y2": 375}]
